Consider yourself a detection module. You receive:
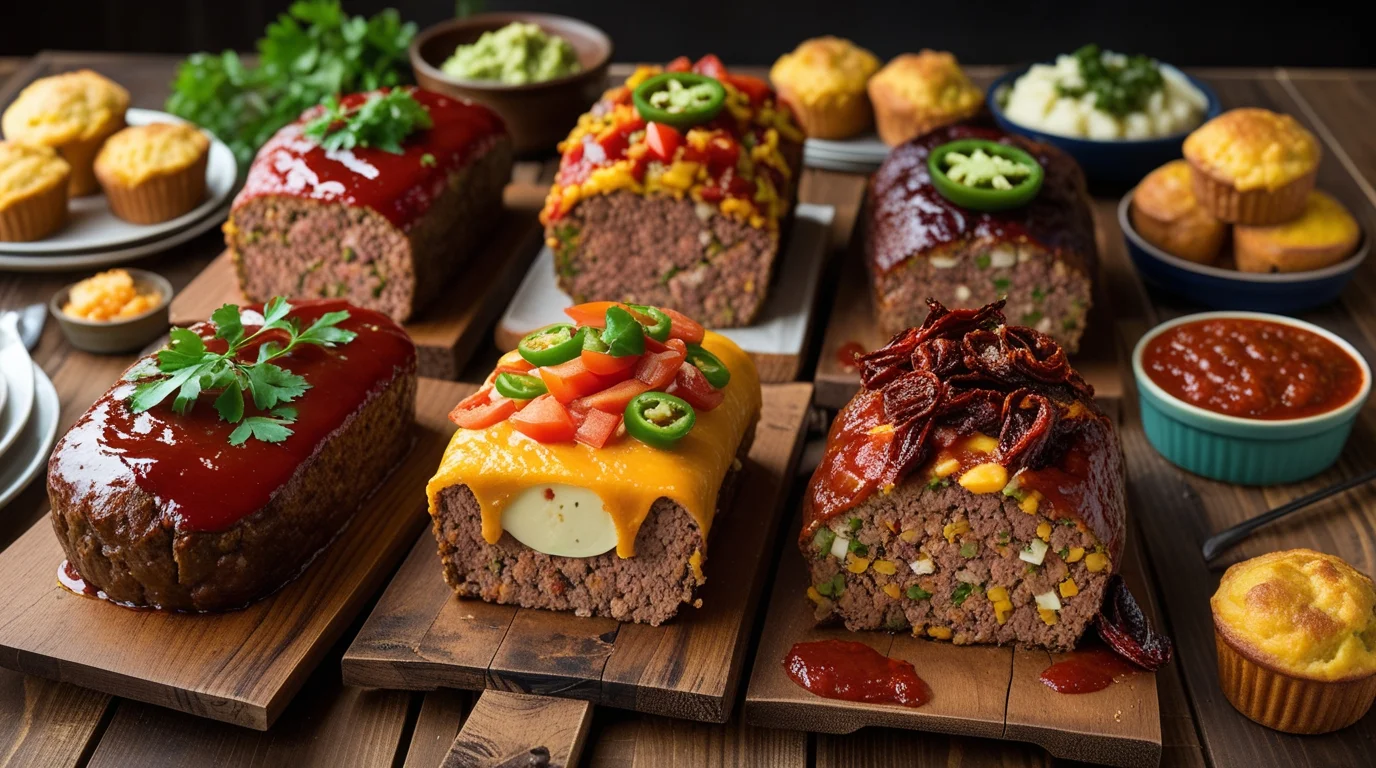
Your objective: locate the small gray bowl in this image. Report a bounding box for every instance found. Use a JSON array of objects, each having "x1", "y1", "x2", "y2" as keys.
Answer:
[{"x1": 50, "y1": 269, "x2": 173, "y2": 354}]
